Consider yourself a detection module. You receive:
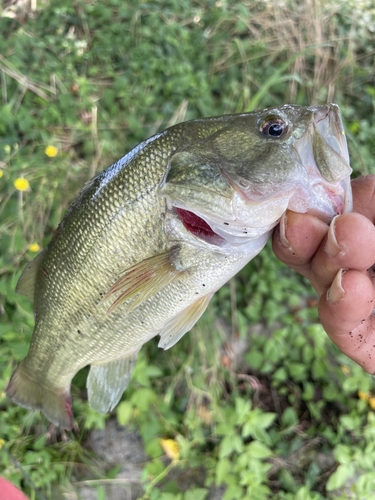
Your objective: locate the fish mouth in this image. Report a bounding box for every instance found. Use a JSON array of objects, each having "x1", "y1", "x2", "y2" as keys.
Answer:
[{"x1": 290, "y1": 103, "x2": 353, "y2": 222}]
